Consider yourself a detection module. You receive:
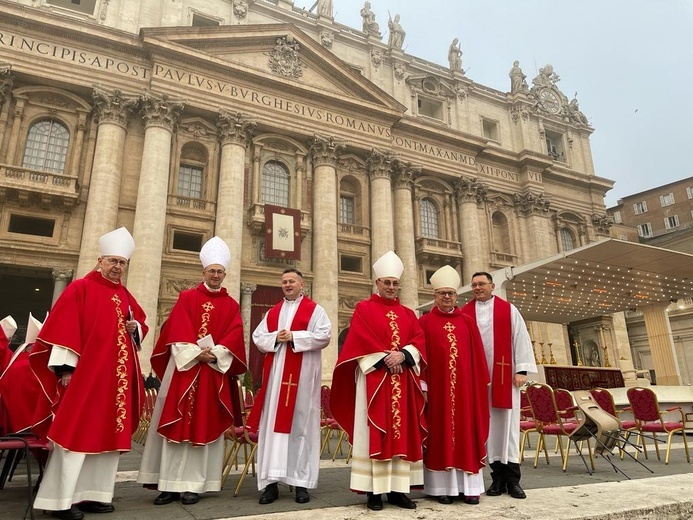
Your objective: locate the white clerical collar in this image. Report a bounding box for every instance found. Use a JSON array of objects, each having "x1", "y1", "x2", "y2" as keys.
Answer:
[
  {"x1": 437, "y1": 306, "x2": 456, "y2": 314},
  {"x1": 284, "y1": 294, "x2": 303, "y2": 304},
  {"x1": 477, "y1": 296, "x2": 494, "y2": 305},
  {"x1": 203, "y1": 282, "x2": 222, "y2": 292}
]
